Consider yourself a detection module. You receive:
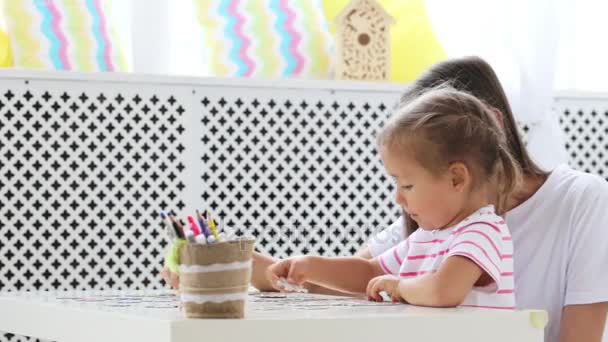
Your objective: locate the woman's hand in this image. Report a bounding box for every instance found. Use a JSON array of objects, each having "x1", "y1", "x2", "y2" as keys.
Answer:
[
  {"x1": 366, "y1": 274, "x2": 403, "y2": 302},
  {"x1": 266, "y1": 256, "x2": 312, "y2": 291},
  {"x1": 160, "y1": 266, "x2": 180, "y2": 290}
]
